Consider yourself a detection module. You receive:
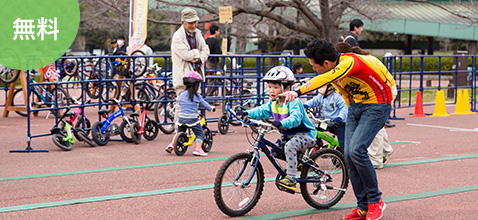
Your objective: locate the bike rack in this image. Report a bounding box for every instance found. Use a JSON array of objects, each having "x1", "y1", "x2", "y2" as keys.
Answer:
[{"x1": 3, "y1": 53, "x2": 477, "y2": 152}]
